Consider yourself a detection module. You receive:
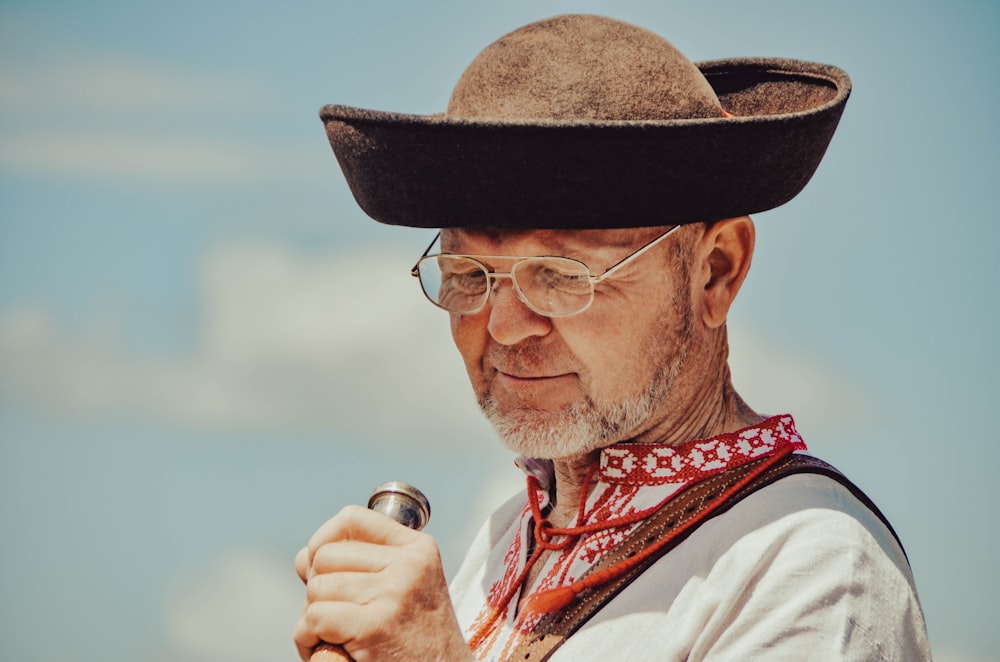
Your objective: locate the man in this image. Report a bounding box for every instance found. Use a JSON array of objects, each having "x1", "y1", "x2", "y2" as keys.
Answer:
[{"x1": 295, "y1": 15, "x2": 931, "y2": 661}]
